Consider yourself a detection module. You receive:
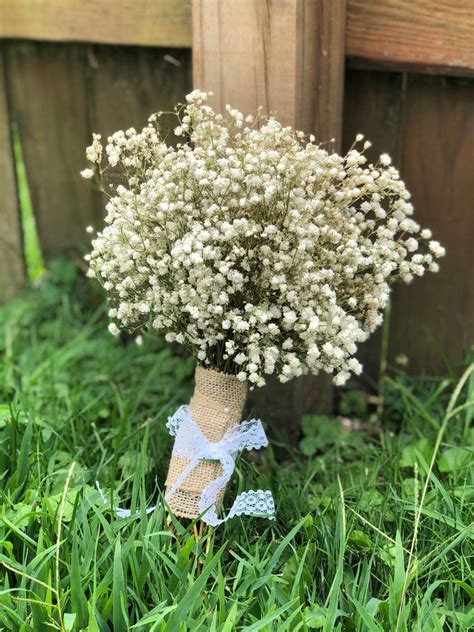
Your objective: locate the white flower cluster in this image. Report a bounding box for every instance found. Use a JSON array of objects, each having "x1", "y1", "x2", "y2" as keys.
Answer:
[{"x1": 82, "y1": 90, "x2": 444, "y2": 387}]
